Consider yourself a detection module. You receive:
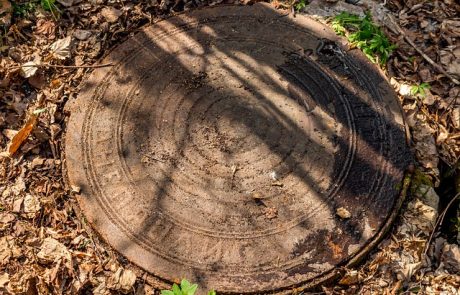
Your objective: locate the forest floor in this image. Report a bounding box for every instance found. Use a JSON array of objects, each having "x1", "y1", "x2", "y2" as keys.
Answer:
[{"x1": 0, "y1": 0, "x2": 459, "y2": 294}]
